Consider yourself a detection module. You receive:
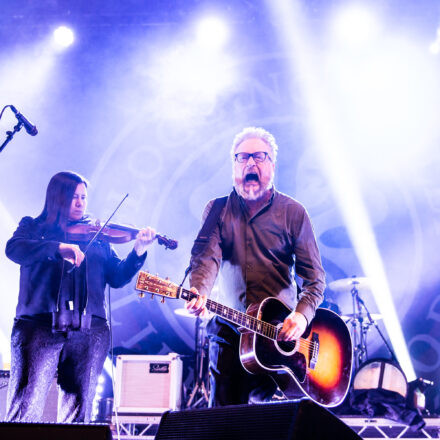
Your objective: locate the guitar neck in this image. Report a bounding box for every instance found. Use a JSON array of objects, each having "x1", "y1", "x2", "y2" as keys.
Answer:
[
  {"x1": 179, "y1": 287, "x2": 278, "y2": 340},
  {"x1": 135, "y1": 271, "x2": 278, "y2": 339}
]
